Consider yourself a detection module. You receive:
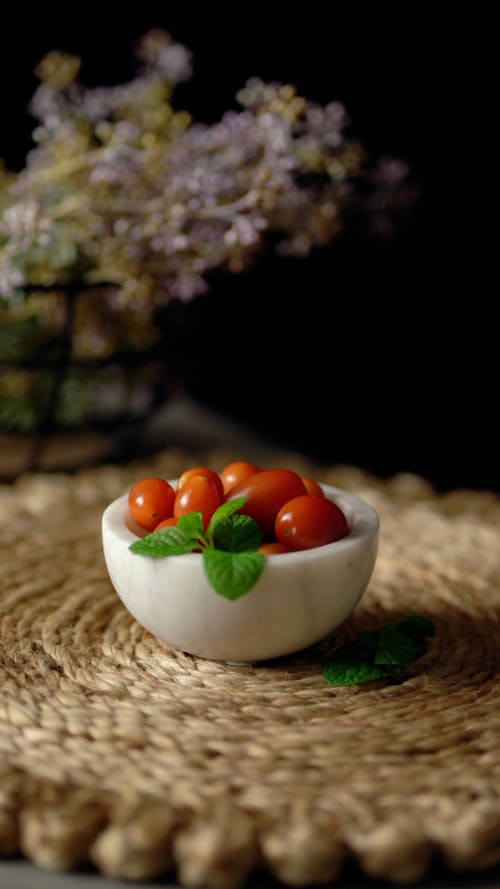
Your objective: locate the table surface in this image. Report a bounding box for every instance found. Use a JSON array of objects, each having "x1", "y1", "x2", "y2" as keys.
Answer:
[
  {"x1": 2, "y1": 395, "x2": 499, "y2": 889},
  {"x1": 3, "y1": 858, "x2": 500, "y2": 889}
]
